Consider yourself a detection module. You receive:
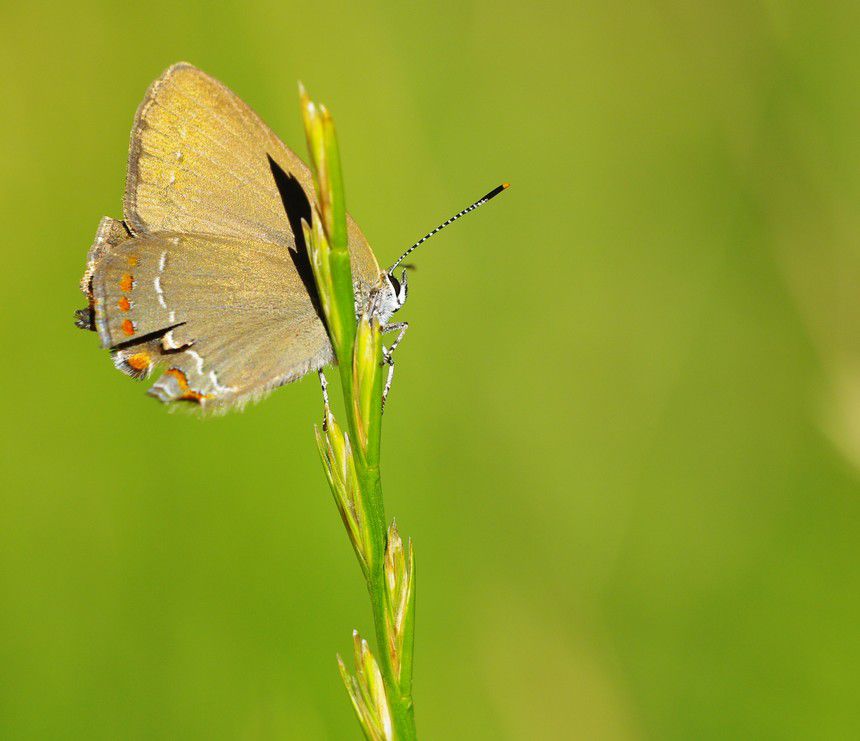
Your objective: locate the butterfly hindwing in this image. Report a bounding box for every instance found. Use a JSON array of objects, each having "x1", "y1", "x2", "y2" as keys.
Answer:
[
  {"x1": 91, "y1": 233, "x2": 333, "y2": 409},
  {"x1": 80, "y1": 216, "x2": 131, "y2": 296},
  {"x1": 76, "y1": 217, "x2": 133, "y2": 330}
]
